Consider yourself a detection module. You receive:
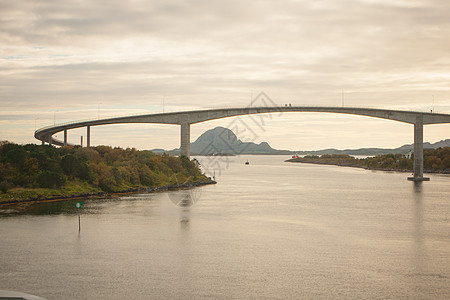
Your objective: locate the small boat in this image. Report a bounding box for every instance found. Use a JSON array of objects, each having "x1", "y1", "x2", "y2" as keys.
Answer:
[
  {"x1": 292, "y1": 154, "x2": 299, "y2": 159},
  {"x1": 245, "y1": 160, "x2": 249, "y2": 165}
]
